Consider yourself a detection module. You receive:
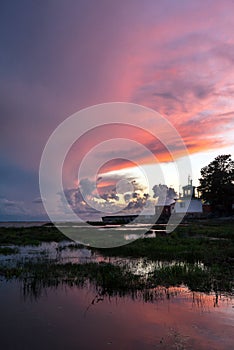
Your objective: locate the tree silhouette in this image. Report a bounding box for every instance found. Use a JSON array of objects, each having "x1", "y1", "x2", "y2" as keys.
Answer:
[
  {"x1": 198, "y1": 155, "x2": 234, "y2": 215},
  {"x1": 152, "y1": 184, "x2": 177, "y2": 204}
]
